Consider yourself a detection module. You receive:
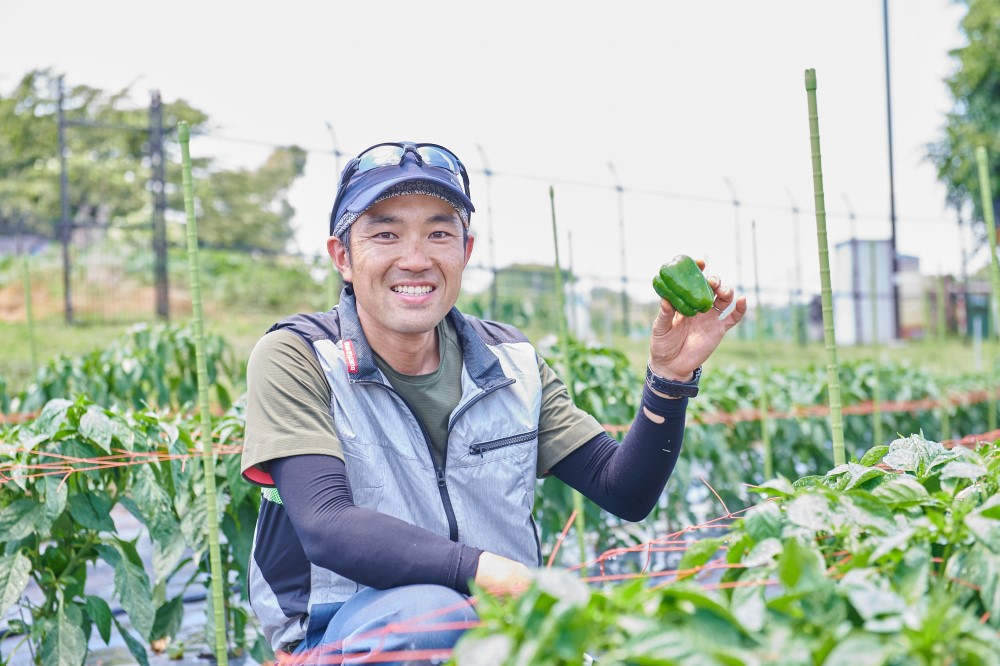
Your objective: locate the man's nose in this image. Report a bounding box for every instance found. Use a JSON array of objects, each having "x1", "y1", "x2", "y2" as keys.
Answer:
[{"x1": 396, "y1": 238, "x2": 434, "y2": 271}]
